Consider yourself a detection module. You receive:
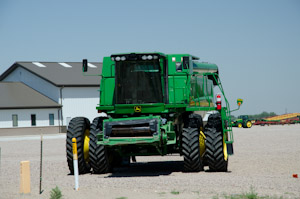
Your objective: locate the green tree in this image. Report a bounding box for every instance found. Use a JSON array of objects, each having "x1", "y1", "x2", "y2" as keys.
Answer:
[{"x1": 248, "y1": 111, "x2": 277, "y2": 120}]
